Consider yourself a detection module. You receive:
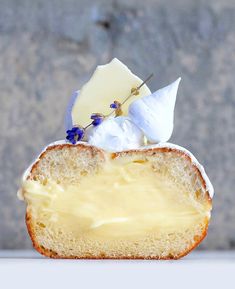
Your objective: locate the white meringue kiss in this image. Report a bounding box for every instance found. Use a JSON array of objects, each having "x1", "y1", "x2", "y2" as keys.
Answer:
[
  {"x1": 88, "y1": 116, "x2": 144, "y2": 152},
  {"x1": 128, "y1": 78, "x2": 181, "y2": 143}
]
